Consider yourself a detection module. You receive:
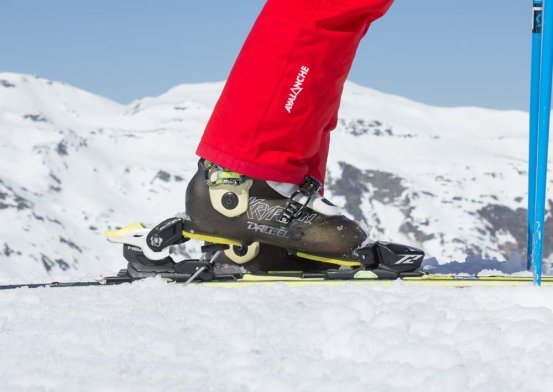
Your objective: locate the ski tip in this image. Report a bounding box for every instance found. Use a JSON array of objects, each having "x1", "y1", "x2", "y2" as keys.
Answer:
[{"x1": 105, "y1": 222, "x2": 146, "y2": 241}]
